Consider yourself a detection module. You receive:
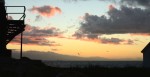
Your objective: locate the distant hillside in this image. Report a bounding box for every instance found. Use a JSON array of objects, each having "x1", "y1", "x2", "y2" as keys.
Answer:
[{"x1": 12, "y1": 51, "x2": 109, "y2": 61}]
